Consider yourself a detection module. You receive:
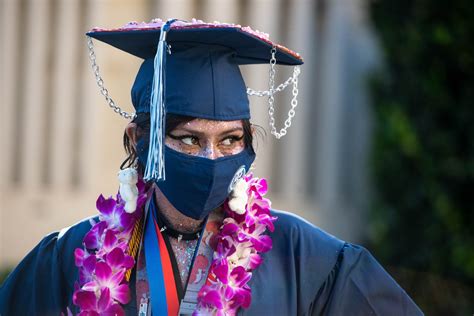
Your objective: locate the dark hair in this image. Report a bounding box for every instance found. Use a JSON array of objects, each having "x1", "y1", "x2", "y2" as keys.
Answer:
[{"x1": 121, "y1": 113, "x2": 259, "y2": 172}]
